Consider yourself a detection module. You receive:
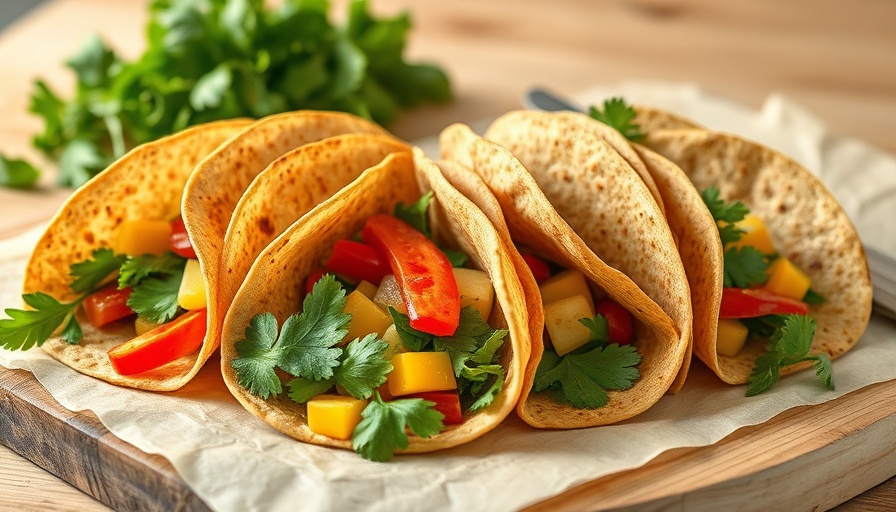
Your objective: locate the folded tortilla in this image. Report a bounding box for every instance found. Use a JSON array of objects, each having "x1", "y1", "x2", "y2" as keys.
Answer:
[
  {"x1": 24, "y1": 119, "x2": 251, "y2": 391},
  {"x1": 639, "y1": 123, "x2": 873, "y2": 384},
  {"x1": 441, "y1": 118, "x2": 690, "y2": 428},
  {"x1": 219, "y1": 148, "x2": 530, "y2": 452}
]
